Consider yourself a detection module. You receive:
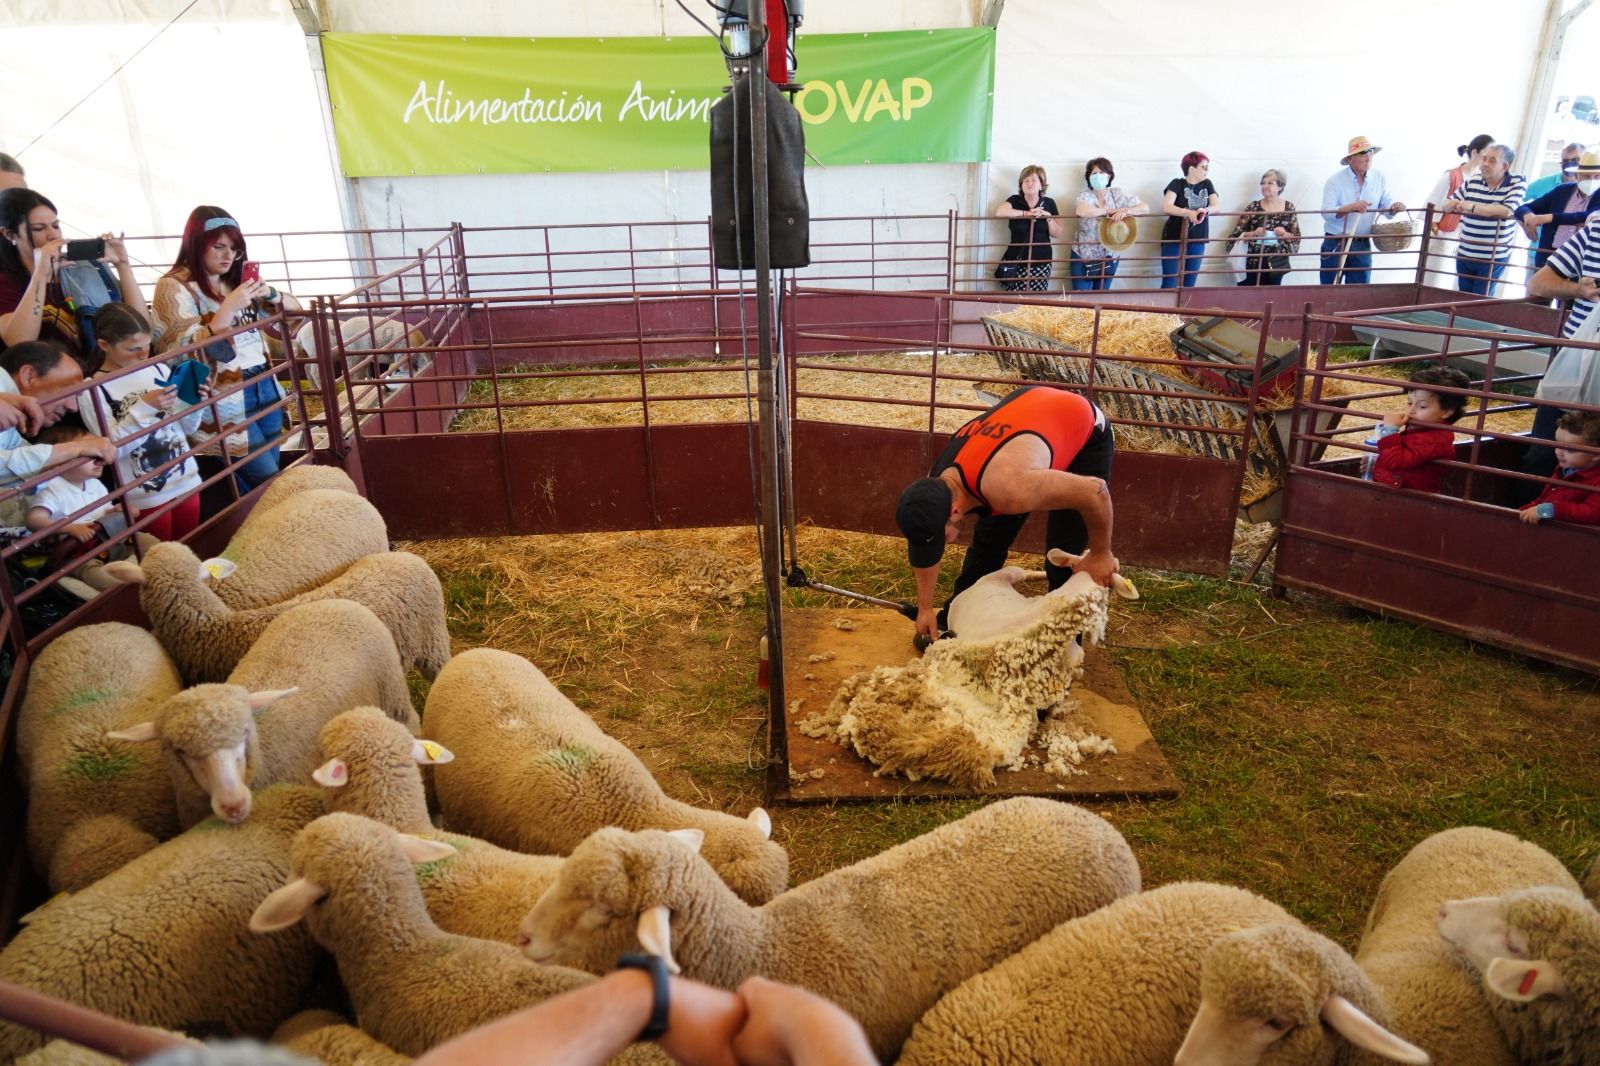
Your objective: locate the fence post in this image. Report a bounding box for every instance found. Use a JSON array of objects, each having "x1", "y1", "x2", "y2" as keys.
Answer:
[
  {"x1": 945, "y1": 209, "x2": 957, "y2": 292},
  {"x1": 451, "y1": 222, "x2": 471, "y2": 300}
]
